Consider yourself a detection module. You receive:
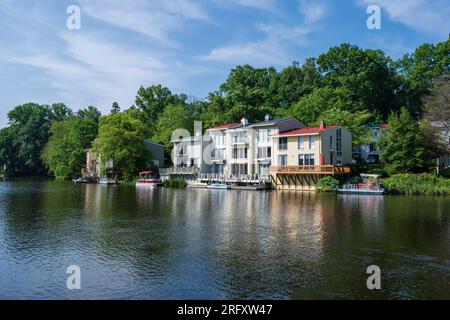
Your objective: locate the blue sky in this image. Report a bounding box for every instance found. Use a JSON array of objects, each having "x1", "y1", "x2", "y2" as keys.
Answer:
[{"x1": 0, "y1": 0, "x2": 448, "y2": 127}]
